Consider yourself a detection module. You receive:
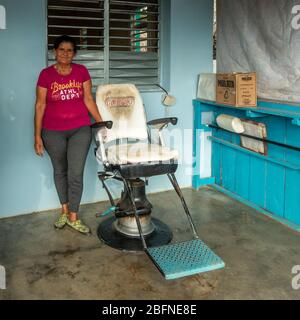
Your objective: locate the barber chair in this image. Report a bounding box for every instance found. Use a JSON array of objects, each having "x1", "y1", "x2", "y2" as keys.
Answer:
[{"x1": 92, "y1": 84, "x2": 224, "y2": 279}]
